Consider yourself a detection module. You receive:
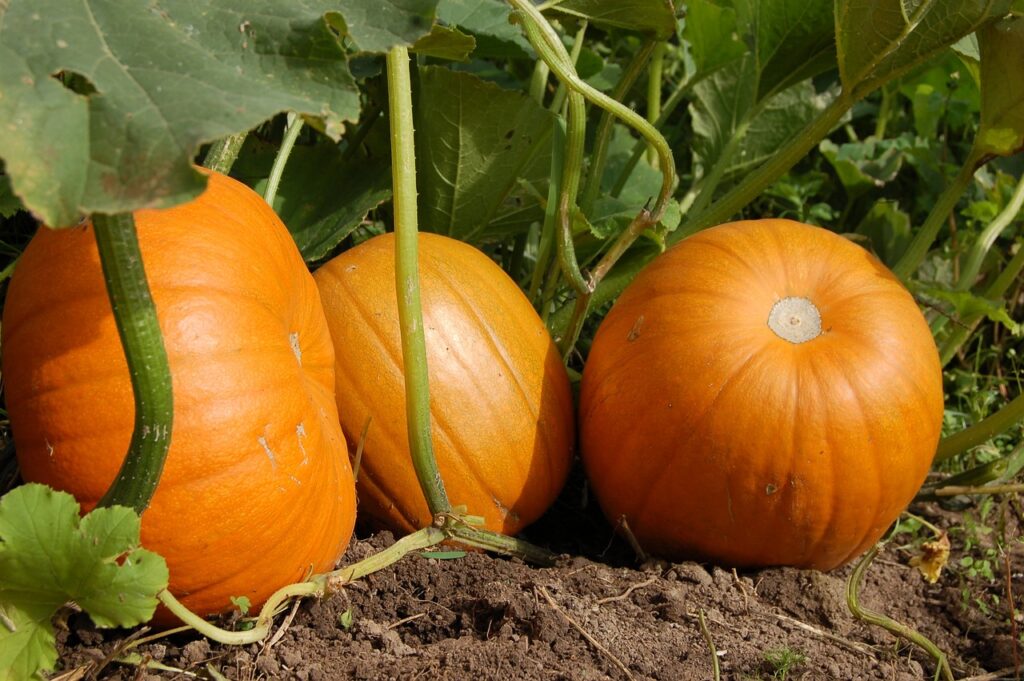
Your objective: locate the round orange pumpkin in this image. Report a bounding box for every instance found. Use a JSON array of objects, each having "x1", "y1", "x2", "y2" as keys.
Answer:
[
  {"x1": 314, "y1": 232, "x2": 574, "y2": 535},
  {"x1": 579, "y1": 219, "x2": 944, "y2": 570},
  {"x1": 2, "y1": 170, "x2": 356, "y2": 620}
]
